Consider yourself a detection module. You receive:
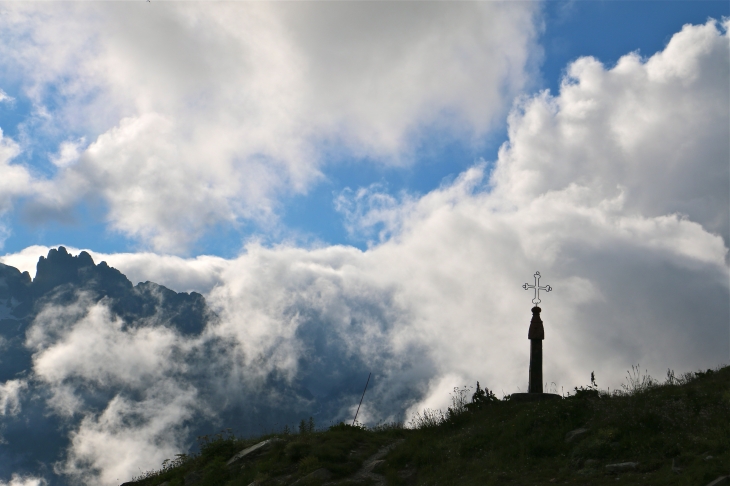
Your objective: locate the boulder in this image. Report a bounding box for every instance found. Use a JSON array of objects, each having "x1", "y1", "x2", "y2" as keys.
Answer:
[
  {"x1": 565, "y1": 428, "x2": 589, "y2": 442},
  {"x1": 706, "y1": 477, "x2": 729, "y2": 486},
  {"x1": 605, "y1": 462, "x2": 638, "y2": 472},
  {"x1": 226, "y1": 438, "x2": 282, "y2": 466}
]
